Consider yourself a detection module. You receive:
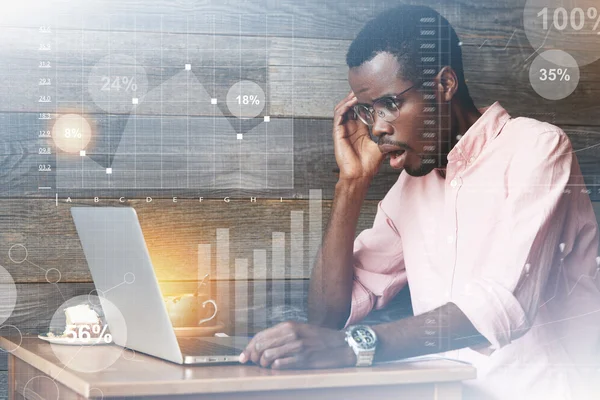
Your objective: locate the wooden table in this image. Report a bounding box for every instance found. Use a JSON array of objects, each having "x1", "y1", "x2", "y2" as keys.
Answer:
[{"x1": 1, "y1": 336, "x2": 476, "y2": 399}]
